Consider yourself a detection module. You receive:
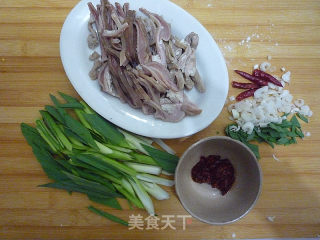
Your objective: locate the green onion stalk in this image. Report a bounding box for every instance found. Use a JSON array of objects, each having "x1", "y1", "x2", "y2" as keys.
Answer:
[{"x1": 21, "y1": 92, "x2": 179, "y2": 221}]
